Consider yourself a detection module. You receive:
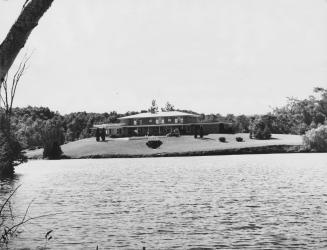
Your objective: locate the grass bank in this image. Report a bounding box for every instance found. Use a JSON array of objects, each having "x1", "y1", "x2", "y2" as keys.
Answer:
[{"x1": 25, "y1": 133, "x2": 304, "y2": 159}]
